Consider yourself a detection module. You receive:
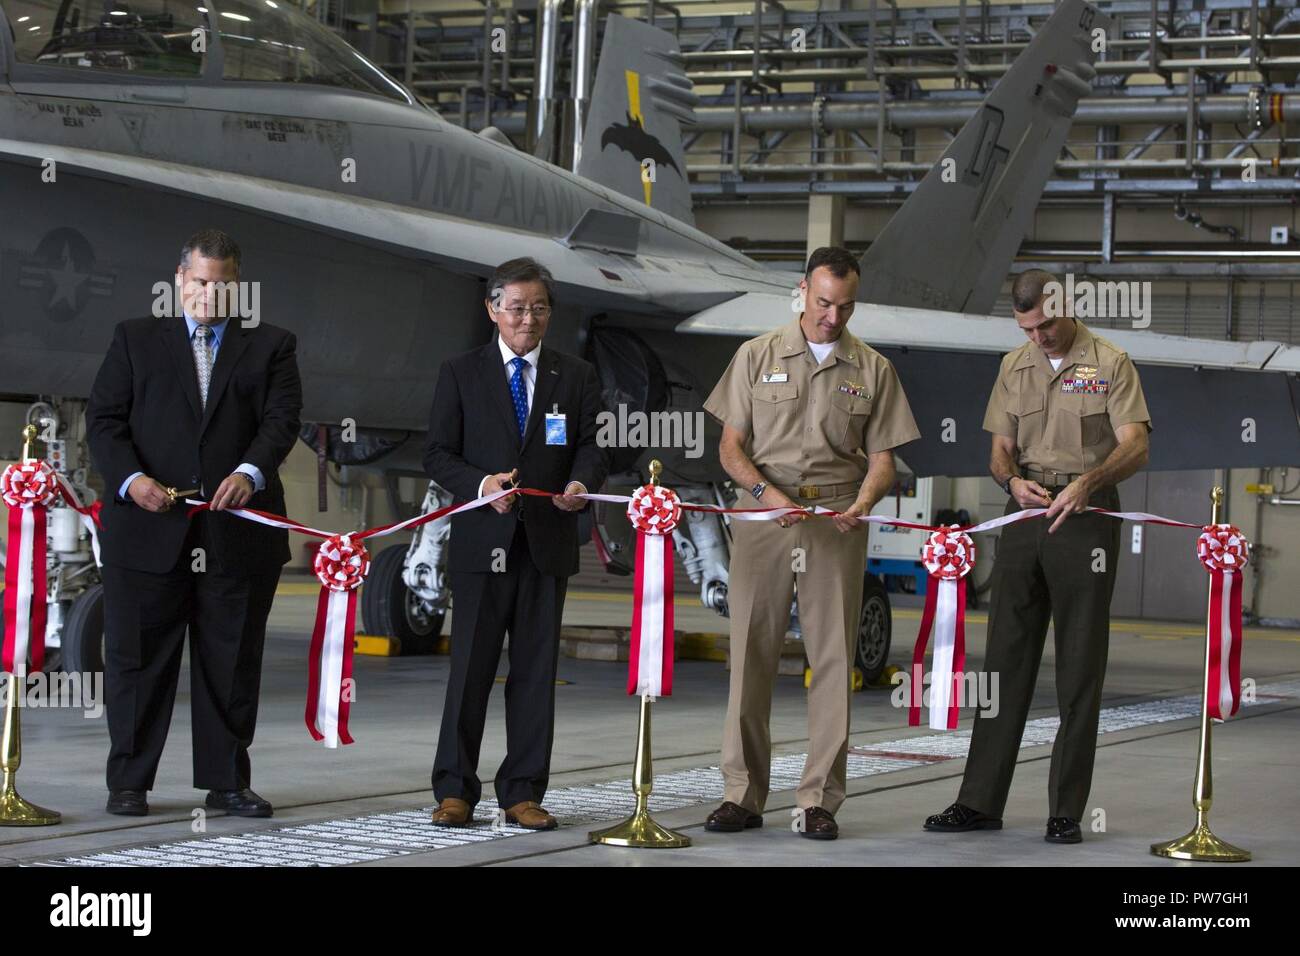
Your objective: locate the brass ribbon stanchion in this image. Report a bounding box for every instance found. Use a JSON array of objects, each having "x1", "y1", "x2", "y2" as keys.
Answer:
[
  {"x1": 1150, "y1": 486, "x2": 1249, "y2": 862},
  {"x1": 0, "y1": 672, "x2": 60, "y2": 825},
  {"x1": 588, "y1": 694, "x2": 689, "y2": 848},
  {"x1": 0, "y1": 425, "x2": 61, "y2": 825},
  {"x1": 590, "y1": 461, "x2": 690, "y2": 849}
]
